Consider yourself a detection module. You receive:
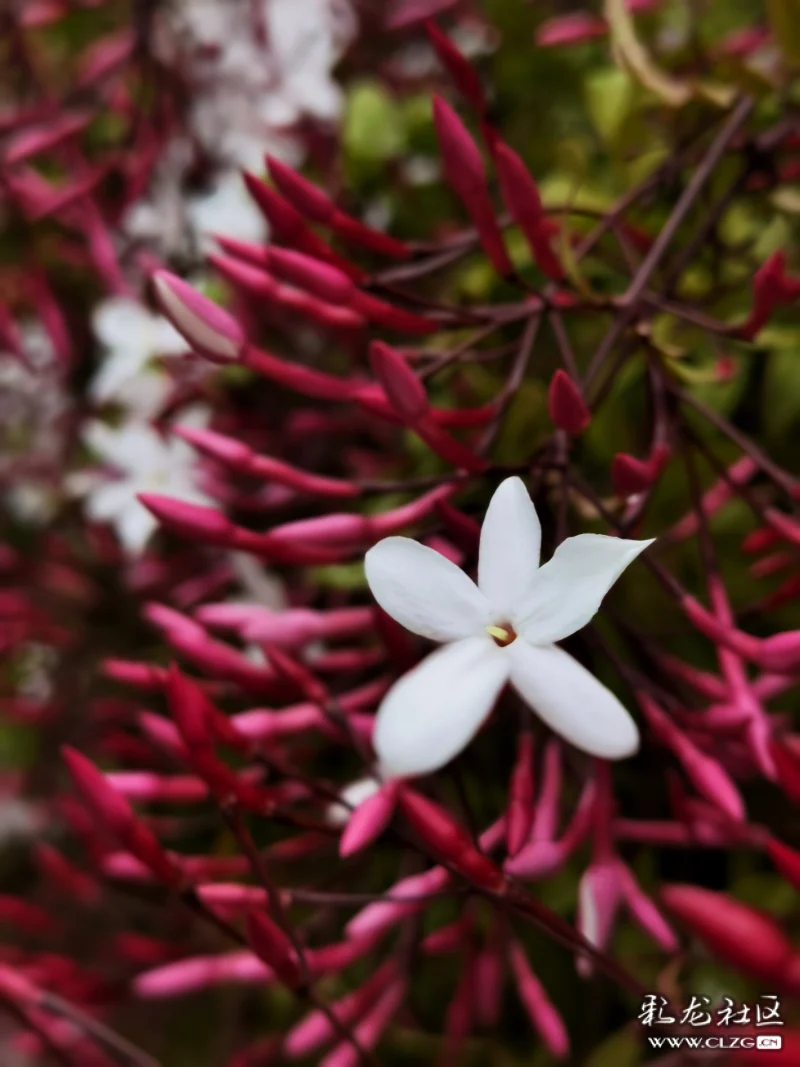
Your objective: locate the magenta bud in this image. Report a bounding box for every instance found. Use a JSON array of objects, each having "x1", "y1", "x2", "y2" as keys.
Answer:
[
  {"x1": 137, "y1": 494, "x2": 231, "y2": 543},
  {"x1": 507, "y1": 732, "x2": 536, "y2": 857},
  {"x1": 265, "y1": 247, "x2": 353, "y2": 305},
  {"x1": 548, "y1": 369, "x2": 591, "y2": 435},
  {"x1": 494, "y1": 141, "x2": 564, "y2": 280},
  {"x1": 432, "y1": 95, "x2": 512, "y2": 276},
  {"x1": 246, "y1": 911, "x2": 301, "y2": 989},
  {"x1": 369, "y1": 341, "x2": 429, "y2": 422},
  {"x1": 576, "y1": 861, "x2": 623, "y2": 976},
  {"x1": 661, "y1": 883, "x2": 800, "y2": 989},
  {"x1": 536, "y1": 13, "x2": 608, "y2": 47},
  {"x1": 425, "y1": 20, "x2": 487, "y2": 115},
  {"x1": 509, "y1": 941, "x2": 570, "y2": 1059},
  {"x1": 151, "y1": 271, "x2": 244, "y2": 363},
  {"x1": 339, "y1": 782, "x2": 399, "y2": 857}
]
